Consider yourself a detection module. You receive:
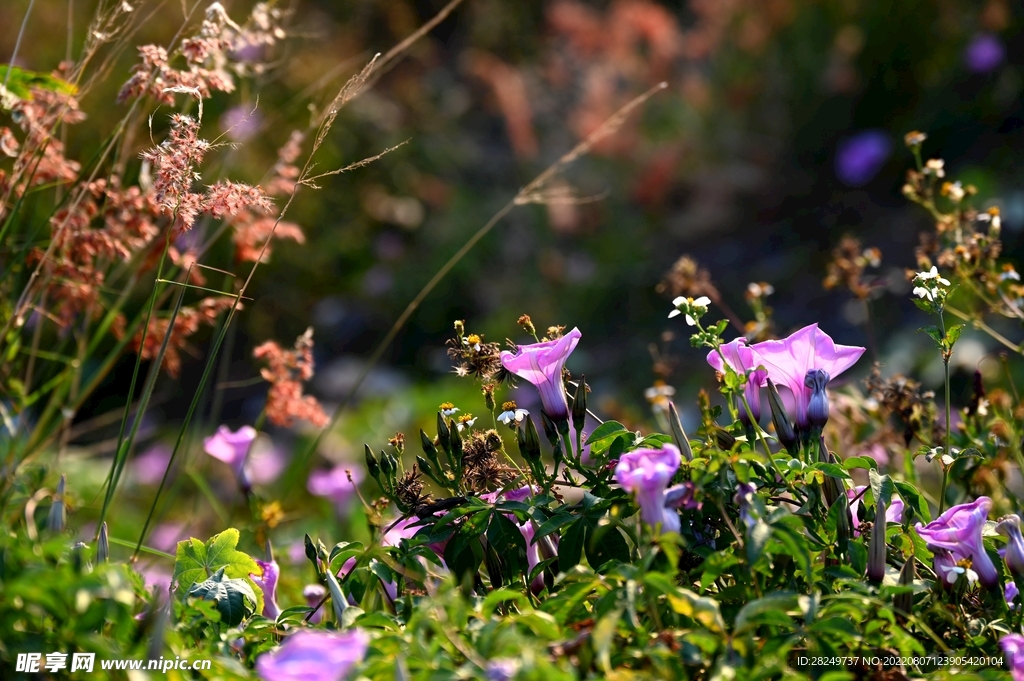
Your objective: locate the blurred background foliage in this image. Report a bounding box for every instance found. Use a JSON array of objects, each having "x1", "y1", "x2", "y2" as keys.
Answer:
[{"x1": 3, "y1": 0, "x2": 1024, "y2": 560}]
